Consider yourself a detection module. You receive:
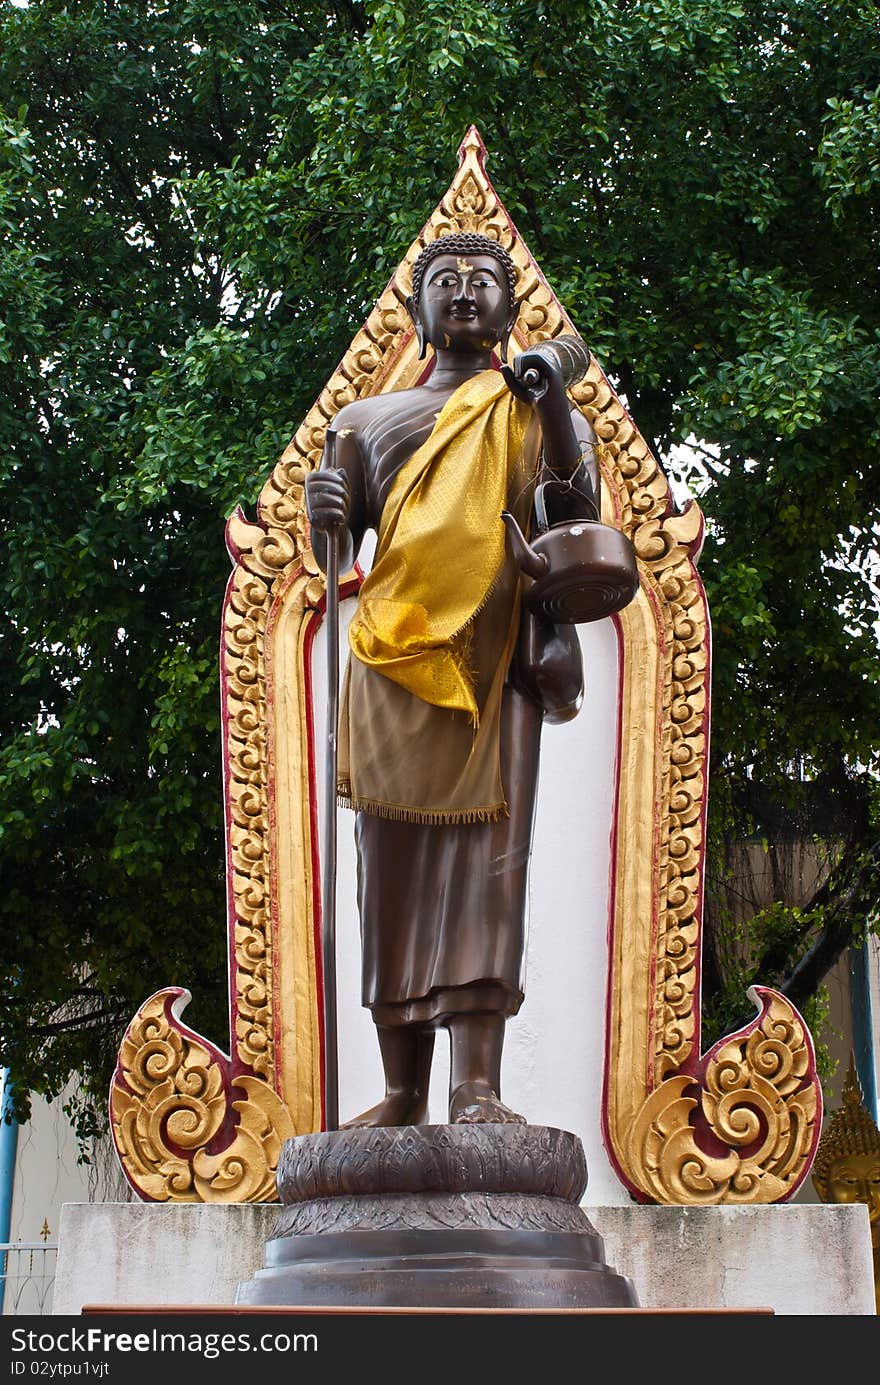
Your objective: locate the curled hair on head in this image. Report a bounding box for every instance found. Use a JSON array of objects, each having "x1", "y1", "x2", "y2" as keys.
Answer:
[{"x1": 410, "y1": 232, "x2": 518, "y2": 309}]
